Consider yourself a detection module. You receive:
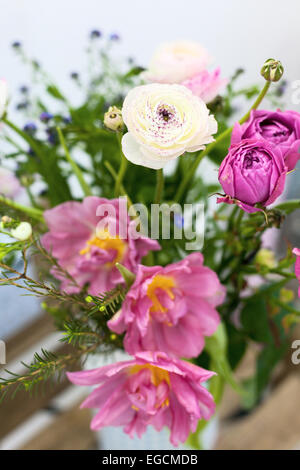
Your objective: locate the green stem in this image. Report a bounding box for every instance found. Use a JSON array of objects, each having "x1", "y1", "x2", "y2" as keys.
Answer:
[
  {"x1": 235, "y1": 209, "x2": 245, "y2": 231},
  {"x1": 239, "y1": 81, "x2": 271, "y2": 124},
  {"x1": 154, "y1": 169, "x2": 164, "y2": 204},
  {"x1": 270, "y1": 269, "x2": 296, "y2": 279},
  {"x1": 174, "y1": 81, "x2": 271, "y2": 202},
  {"x1": 104, "y1": 161, "x2": 133, "y2": 207},
  {"x1": 25, "y1": 186, "x2": 39, "y2": 209},
  {"x1": 114, "y1": 134, "x2": 128, "y2": 197},
  {"x1": 3, "y1": 118, "x2": 72, "y2": 204},
  {"x1": 0, "y1": 196, "x2": 44, "y2": 222},
  {"x1": 3, "y1": 118, "x2": 42, "y2": 157},
  {"x1": 56, "y1": 127, "x2": 92, "y2": 197}
]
